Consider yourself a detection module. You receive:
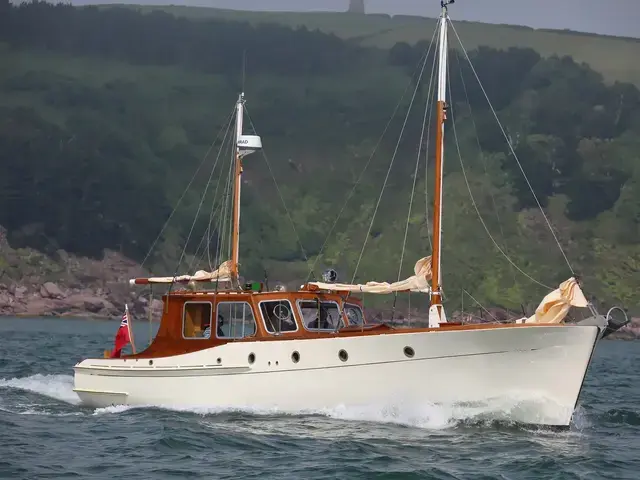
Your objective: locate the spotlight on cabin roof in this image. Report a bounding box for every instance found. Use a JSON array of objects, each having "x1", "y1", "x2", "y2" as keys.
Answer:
[
  {"x1": 243, "y1": 282, "x2": 263, "y2": 292},
  {"x1": 322, "y1": 268, "x2": 338, "y2": 283}
]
